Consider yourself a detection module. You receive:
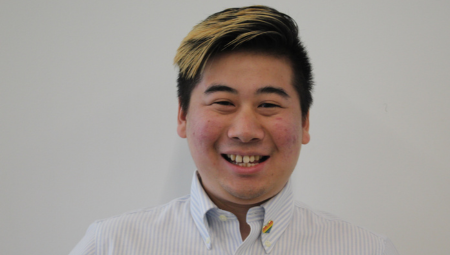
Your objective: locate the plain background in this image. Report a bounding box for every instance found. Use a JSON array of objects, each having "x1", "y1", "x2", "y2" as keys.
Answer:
[{"x1": 1, "y1": 1, "x2": 449, "y2": 254}]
